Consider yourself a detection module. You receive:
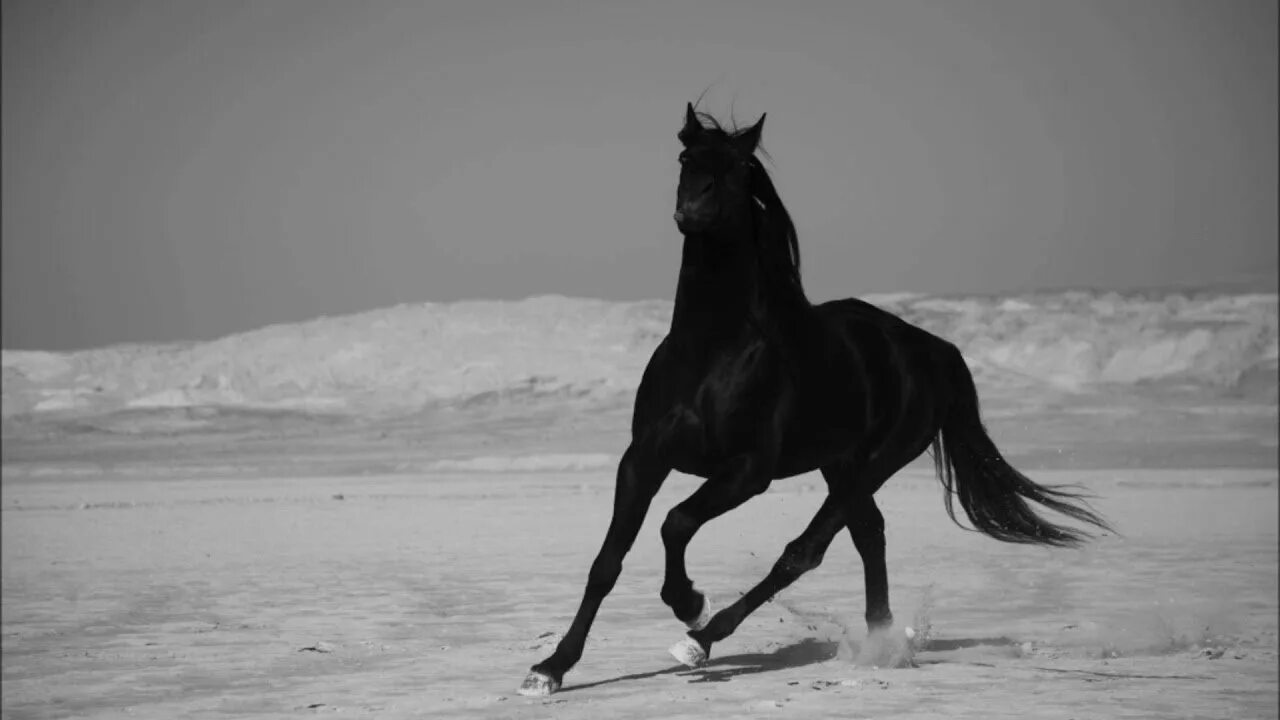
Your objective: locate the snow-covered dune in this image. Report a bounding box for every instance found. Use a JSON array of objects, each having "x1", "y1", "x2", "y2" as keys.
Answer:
[
  {"x1": 875, "y1": 291, "x2": 1277, "y2": 394},
  {"x1": 2, "y1": 291, "x2": 1275, "y2": 422}
]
